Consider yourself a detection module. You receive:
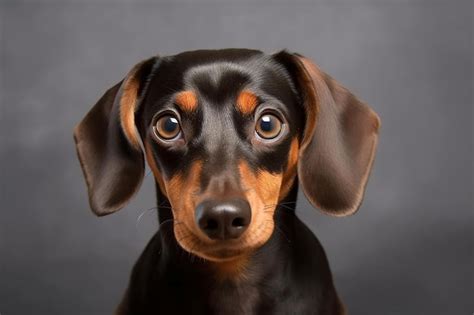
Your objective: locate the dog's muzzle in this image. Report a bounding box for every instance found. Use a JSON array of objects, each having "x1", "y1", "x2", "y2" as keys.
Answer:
[{"x1": 195, "y1": 198, "x2": 251, "y2": 240}]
